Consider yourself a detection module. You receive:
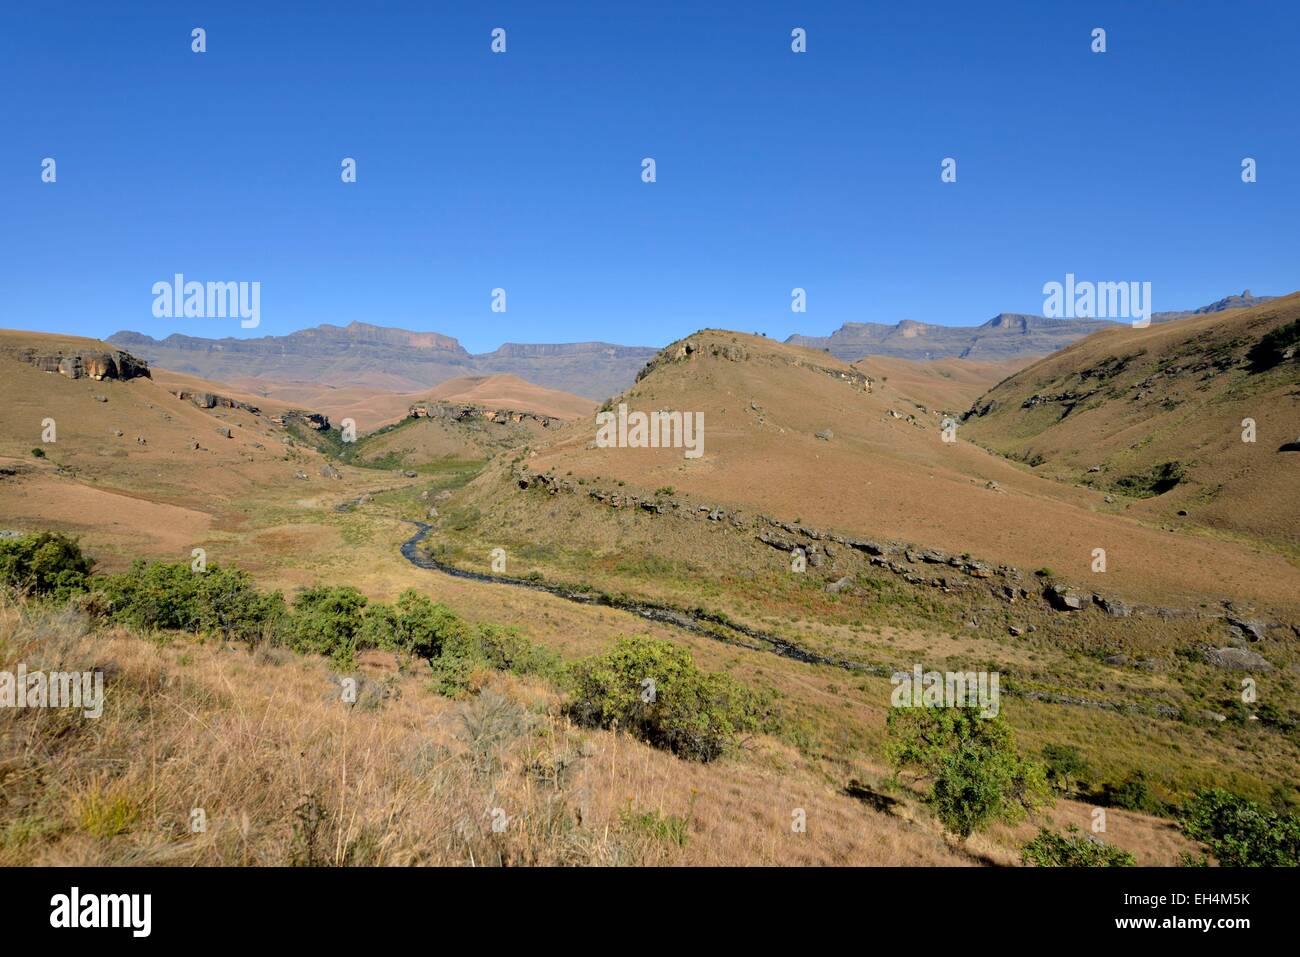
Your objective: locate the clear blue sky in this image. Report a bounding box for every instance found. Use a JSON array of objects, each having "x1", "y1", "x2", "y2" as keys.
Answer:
[{"x1": 2, "y1": 0, "x2": 1296, "y2": 353}]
